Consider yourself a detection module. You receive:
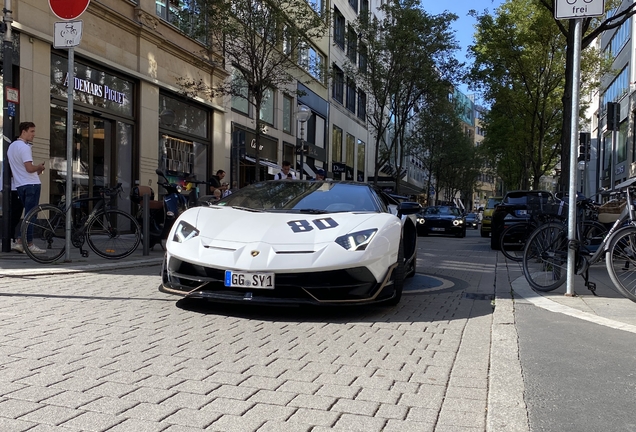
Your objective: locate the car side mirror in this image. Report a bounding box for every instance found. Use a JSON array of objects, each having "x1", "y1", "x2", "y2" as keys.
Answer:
[{"x1": 397, "y1": 202, "x2": 421, "y2": 216}]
